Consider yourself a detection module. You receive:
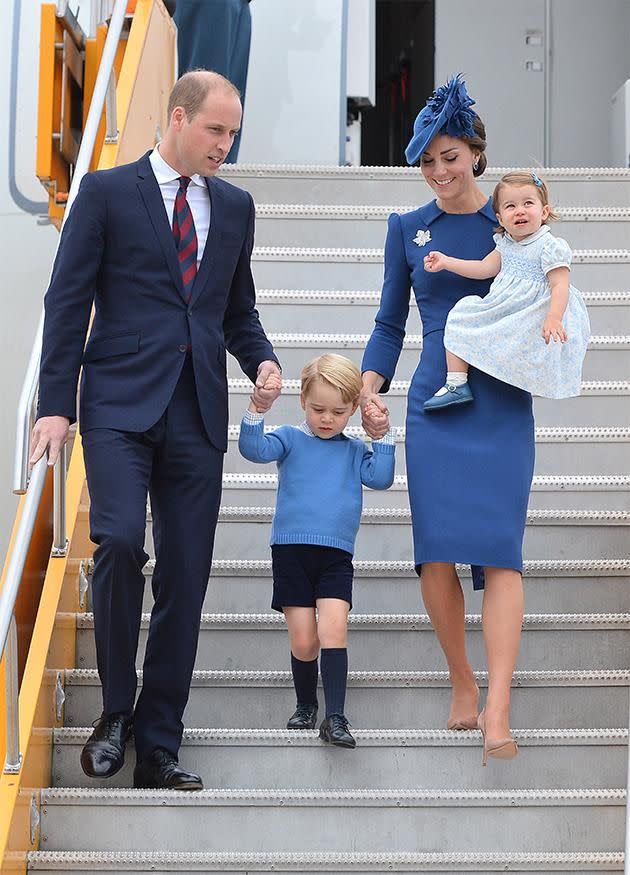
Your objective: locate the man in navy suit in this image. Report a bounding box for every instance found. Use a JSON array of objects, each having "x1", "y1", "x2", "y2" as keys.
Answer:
[{"x1": 30, "y1": 70, "x2": 281, "y2": 790}]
